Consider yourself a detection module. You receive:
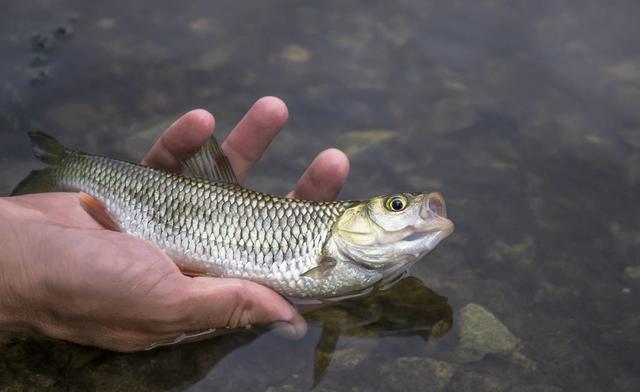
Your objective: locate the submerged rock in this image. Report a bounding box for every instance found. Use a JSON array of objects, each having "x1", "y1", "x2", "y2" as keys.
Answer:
[
  {"x1": 510, "y1": 350, "x2": 538, "y2": 373},
  {"x1": 455, "y1": 303, "x2": 521, "y2": 363},
  {"x1": 624, "y1": 266, "x2": 640, "y2": 280},
  {"x1": 447, "y1": 371, "x2": 508, "y2": 392},
  {"x1": 265, "y1": 384, "x2": 300, "y2": 392},
  {"x1": 54, "y1": 24, "x2": 74, "y2": 38},
  {"x1": 380, "y1": 356, "x2": 456, "y2": 391},
  {"x1": 31, "y1": 33, "x2": 54, "y2": 51},
  {"x1": 430, "y1": 97, "x2": 478, "y2": 134},
  {"x1": 281, "y1": 44, "x2": 312, "y2": 63},
  {"x1": 339, "y1": 129, "x2": 397, "y2": 157},
  {"x1": 511, "y1": 384, "x2": 563, "y2": 392},
  {"x1": 330, "y1": 348, "x2": 368, "y2": 369}
]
